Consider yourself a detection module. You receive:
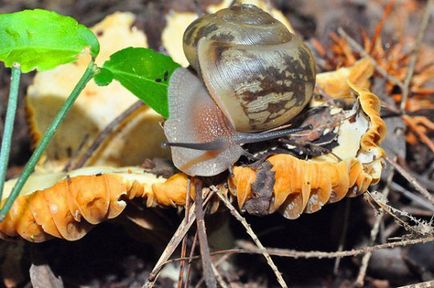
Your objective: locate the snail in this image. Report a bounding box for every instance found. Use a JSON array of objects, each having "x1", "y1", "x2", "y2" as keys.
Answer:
[{"x1": 164, "y1": 4, "x2": 316, "y2": 177}]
